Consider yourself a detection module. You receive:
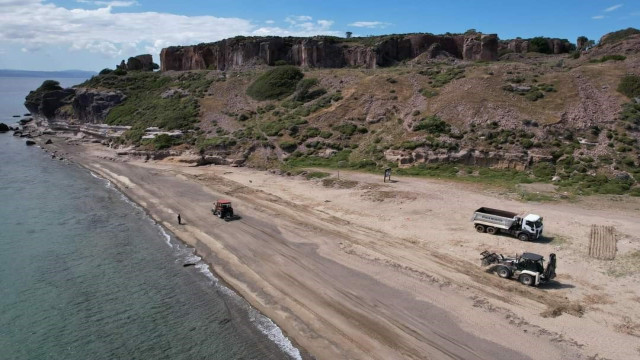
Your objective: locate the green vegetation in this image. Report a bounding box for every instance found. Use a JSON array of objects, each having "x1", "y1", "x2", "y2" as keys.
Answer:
[
  {"x1": 246, "y1": 66, "x2": 304, "y2": 100},
  {"x1": 413, "y1": 115, "x2": 450, "y2": 134},
  {"x1": 590, "y1": 55, "x2": 627, "y2": 63},
  {"x1": 419, "y1": 67, "x2": 465, "y2": 87},
  {"x1": 620, "y1": 102, "x2": 640, "y2": 125},
  {"x1": 305, "y1": 171, "x2": 330, "y2": 179},
  {"x1": 617, "y1": 75, "x2": 640, "y2": 99},
  {"x1": 528, "y1": 37, "x2": 552, "y2": 54},
  {"x1": 146, "y1": 134, "x2": 178, "y2": 150},
  {"x1": 600, "y1": 28, "x2": 640, "y2": 46},
  {"x1": 292, "y1": 78, "x2": 326, "y2": 102},
  {"x1": 420, "y1": 88, "x2": 438, "y2": 98},
  {"x1": 78, "y1": 72, "x2": 209, "y2": 137},
  {"x1": 196, "y1": 136, "x2": 237, "y2": 152},
  {"x1": 279, "y1": 140, "x2": 298, "y2": 153}
]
